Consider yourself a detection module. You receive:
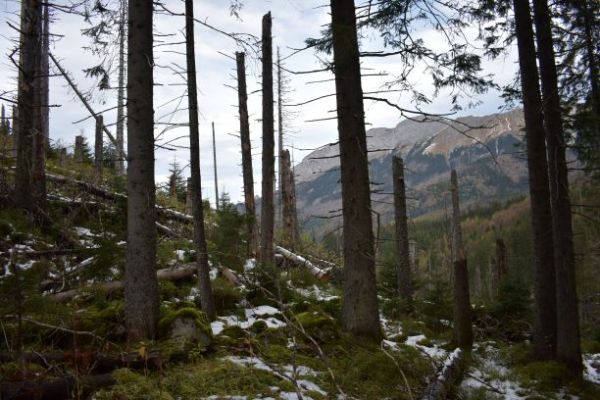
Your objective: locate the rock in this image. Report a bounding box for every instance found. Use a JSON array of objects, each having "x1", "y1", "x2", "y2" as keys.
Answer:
[{"x1": 158, "y1": 307, "x2": 213, "y2": 349}]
